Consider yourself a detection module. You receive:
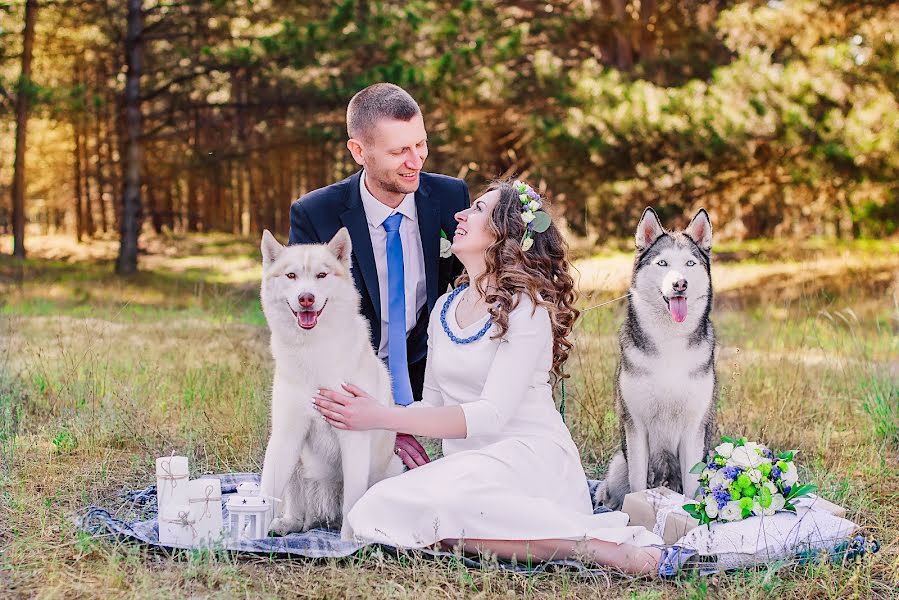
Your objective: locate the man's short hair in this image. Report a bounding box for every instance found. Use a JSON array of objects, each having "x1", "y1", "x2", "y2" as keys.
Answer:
[{"x1": 346, "y1": 83, "x2": 421, "y2": 142}]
